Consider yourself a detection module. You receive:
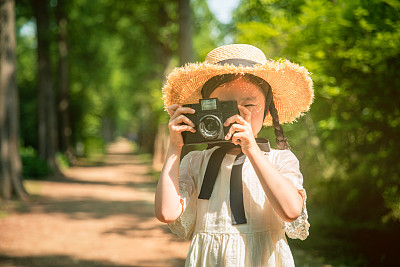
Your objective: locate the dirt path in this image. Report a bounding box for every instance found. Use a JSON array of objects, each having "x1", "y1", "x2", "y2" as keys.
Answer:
[{"x1": 0, "y1": 139, "x2": 190, "y2": 267}]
